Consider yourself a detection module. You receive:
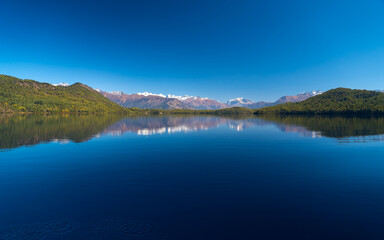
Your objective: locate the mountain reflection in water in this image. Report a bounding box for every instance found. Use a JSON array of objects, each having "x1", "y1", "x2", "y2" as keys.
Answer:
[
  {"x1": 1, "y1": 114, "x2": 384, "y2": 150},
  {"x1": 102, "y1": 116, "x2": 258, "y2": 136}
]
